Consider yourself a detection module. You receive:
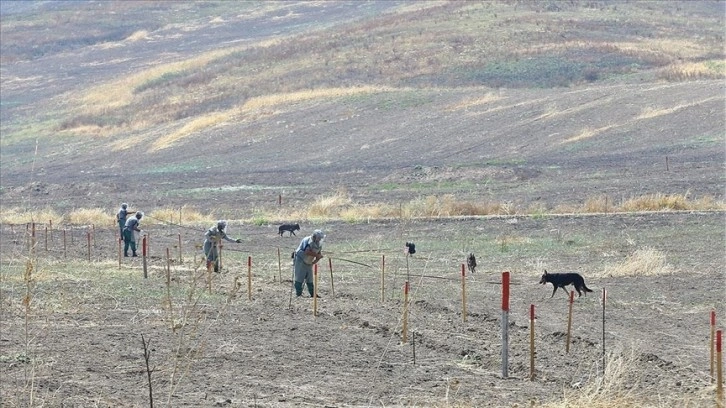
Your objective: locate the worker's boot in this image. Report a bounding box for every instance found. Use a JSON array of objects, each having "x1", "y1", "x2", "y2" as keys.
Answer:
[{"x1": 294, "y1": 281, "x2": 303, "y2": 297}]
